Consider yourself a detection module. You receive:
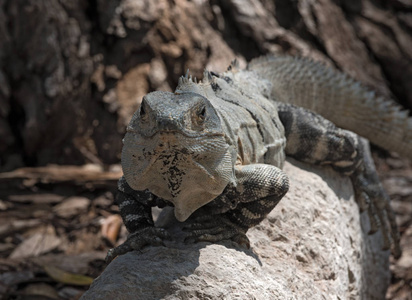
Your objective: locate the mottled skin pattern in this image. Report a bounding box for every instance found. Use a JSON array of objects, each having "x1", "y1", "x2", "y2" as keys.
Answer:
[{"x1": 106, "y1": 56, "x2": 410, "y2": 263}]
